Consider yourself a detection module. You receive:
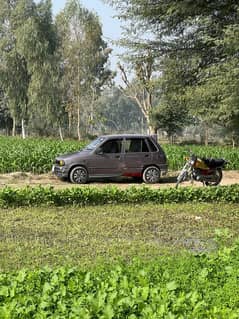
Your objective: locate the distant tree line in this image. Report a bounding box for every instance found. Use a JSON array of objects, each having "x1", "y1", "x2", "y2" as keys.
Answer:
[{"x1": 0, "y1": 0, "x2": 116, "y2": 139}]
